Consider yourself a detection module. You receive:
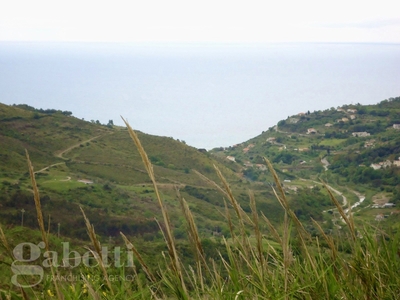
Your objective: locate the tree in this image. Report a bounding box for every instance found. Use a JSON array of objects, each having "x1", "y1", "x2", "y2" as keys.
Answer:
[
  {"x1": 107, "y1": 120, "x2": 114, "y2": 127},
  {"x1": 62, "y1": 111, "x2": 73, "y2": 116}
]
